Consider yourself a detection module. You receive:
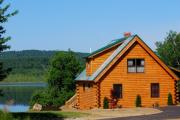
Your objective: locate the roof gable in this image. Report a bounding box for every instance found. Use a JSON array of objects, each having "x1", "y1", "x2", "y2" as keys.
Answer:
[
  {"x1": 75, "y1": 35, "x2": 179, "y2": 82},
  {"x1": 94, "y1": 35, "x2": 179, "y2": 82}
]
